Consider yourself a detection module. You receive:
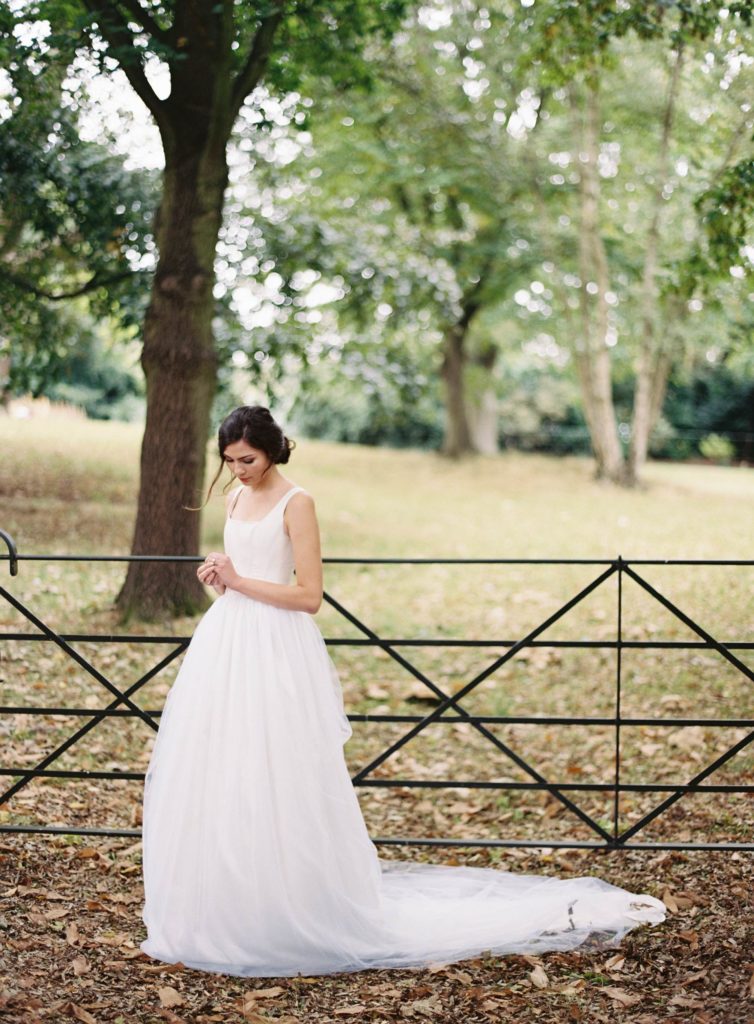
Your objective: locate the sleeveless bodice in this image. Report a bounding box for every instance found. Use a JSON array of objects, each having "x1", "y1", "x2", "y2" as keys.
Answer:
[{"x1": 223, "y1": 484, "x2": 306, "y2": 585}]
